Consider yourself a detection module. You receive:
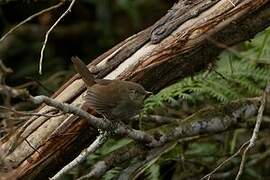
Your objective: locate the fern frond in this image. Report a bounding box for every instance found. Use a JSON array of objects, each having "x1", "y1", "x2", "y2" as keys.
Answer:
[{"x1": 144, "y1": 28, "x2": 270, "y2": 111}]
